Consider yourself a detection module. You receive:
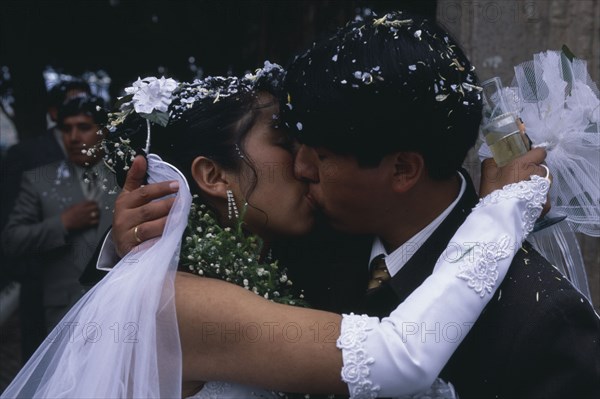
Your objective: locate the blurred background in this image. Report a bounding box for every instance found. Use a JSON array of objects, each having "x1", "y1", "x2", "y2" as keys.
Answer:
[{"x1": 1, "y1": 0, "x2": 598, "y2": 390}]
